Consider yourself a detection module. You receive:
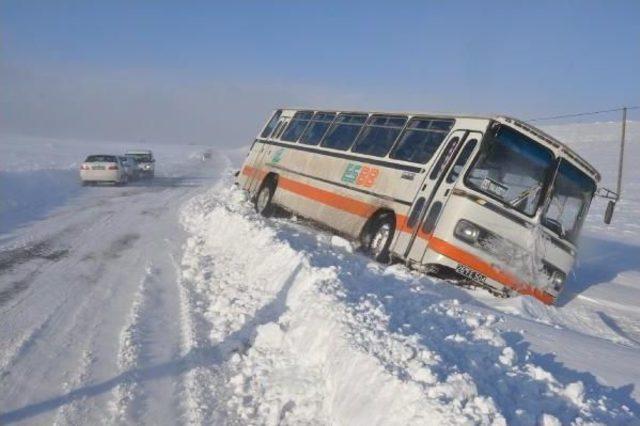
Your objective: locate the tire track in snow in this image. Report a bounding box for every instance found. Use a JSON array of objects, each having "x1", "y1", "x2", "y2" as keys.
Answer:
[
  {"x1": 109, "y1": 265, "x2": 155, "y2": 423},
  {"x1": 44, "y1": 258, "x2": 121, "y2": 424},
  {"x1": 173, "y1": 229, "x2": 228, "y2": 424},
  {"x1": 0, "y1": 259, "x2": 104, "y2": 381},
  {"x1": 174, "y1": 247, "x2": 222, "y2": 425},
  {"x1": 0, "y1": 313, "x2": 55, "y2": 380},
  {"x1": 0, "y1": 213, "x2": 119, "y2": 378},
  {"x1": 52, "y1": 350, "x2": 96, "y2": 426},
  {"x1": 0, "y1": 230, "x2": 148, "y2": 424}
]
